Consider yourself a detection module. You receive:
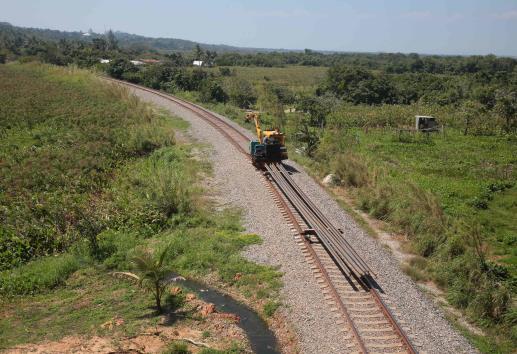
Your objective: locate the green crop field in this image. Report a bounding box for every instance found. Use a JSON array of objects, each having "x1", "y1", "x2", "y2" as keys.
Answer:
[
  {"x1": 208, "y1": 65, "x2": 327, "y2": 93},
  {"x1": 323, "y1": 128, "x2": 517, "y2": 267}
]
